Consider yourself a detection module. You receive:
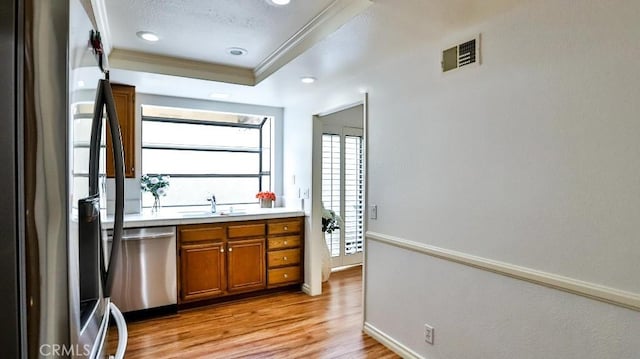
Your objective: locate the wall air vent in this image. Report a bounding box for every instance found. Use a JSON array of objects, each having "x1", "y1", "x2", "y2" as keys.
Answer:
[{"x1": 442, "y1": 35, "x2": 481, "y2": 72}]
